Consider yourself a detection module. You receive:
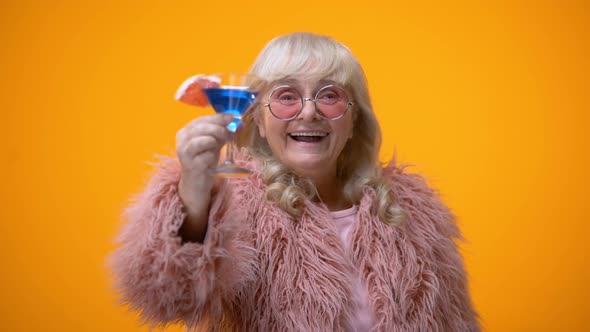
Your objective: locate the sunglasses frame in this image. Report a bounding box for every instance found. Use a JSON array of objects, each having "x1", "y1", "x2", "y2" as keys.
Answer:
[{"x1": 264, "y1": 84, "x2": 354, "y2": 121}]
